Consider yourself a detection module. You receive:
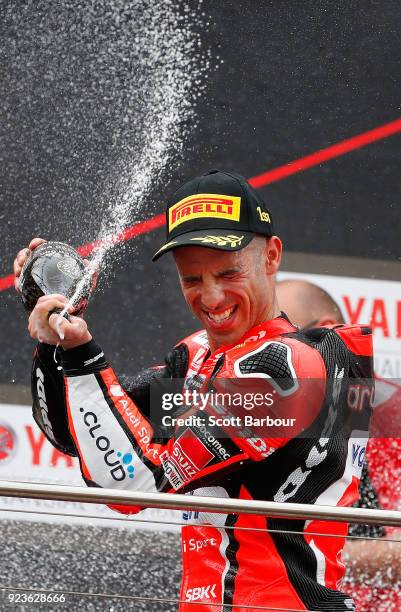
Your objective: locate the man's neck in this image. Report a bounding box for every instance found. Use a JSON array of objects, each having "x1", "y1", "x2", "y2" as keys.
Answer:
[{"x1": 208, "y1": 303, "x2": 282, "y2": 353}]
